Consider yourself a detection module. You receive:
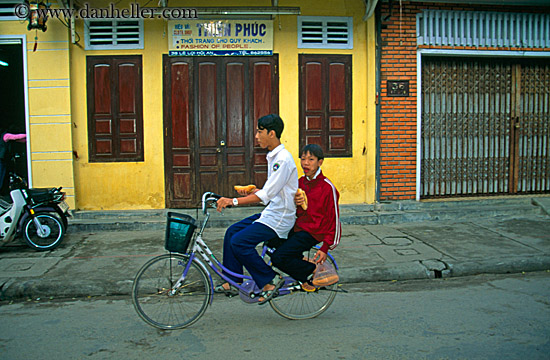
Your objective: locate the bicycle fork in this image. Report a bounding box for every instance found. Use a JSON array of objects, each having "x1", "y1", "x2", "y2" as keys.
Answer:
[
  {"x1": 169, "y1": 255, "x2": 195, "y2": 296},
  {"x1": 169, "y1": 253, "x2": 215, "y2": 304}
]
